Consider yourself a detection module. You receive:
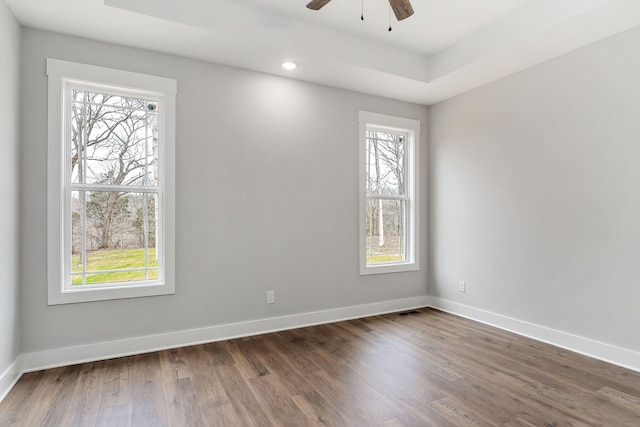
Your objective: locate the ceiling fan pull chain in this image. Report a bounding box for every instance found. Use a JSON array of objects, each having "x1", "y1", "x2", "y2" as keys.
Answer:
[
  {"x1": 361, "y1": 0, "x2": 364, "y2": 21},
  {"x1": 388, "y1": 5, "x2": 393, "y2": 31}
]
